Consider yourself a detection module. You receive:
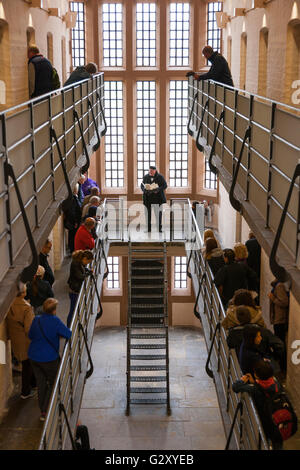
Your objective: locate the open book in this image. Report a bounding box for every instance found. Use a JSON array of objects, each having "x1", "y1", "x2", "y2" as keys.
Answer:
[{"x1": 144, "y1": 183, "x2": 159, "y2": 190}]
